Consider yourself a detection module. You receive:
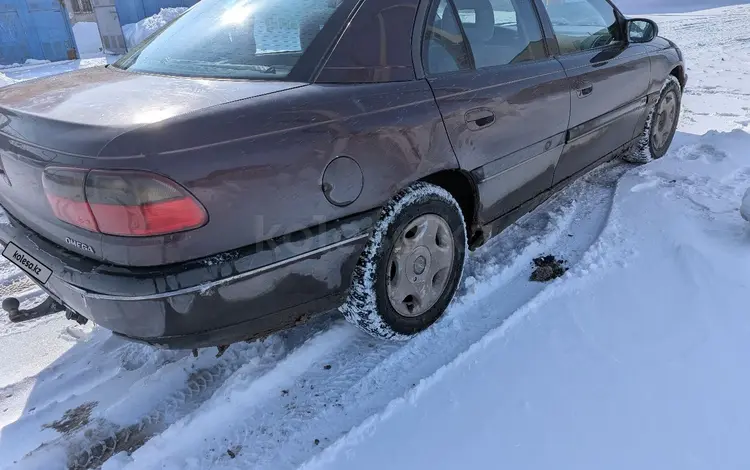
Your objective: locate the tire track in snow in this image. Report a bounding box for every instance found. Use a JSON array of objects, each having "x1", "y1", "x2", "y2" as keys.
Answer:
[
  {"x1": 14, "y1": 338, "x2": 294, "y2": 469},
  {"x1": 114, "y1": 162, "x2": 628, "y2": 470},
  {"x1": 117, "y1": 323, "x2": 357, "y2": 470},
  {"x1": 66, "y1": 348, "x2": 283, "y2": 469},
  {"x1": 2, "y1": 334, "x2": 179, "y2": 466}
]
